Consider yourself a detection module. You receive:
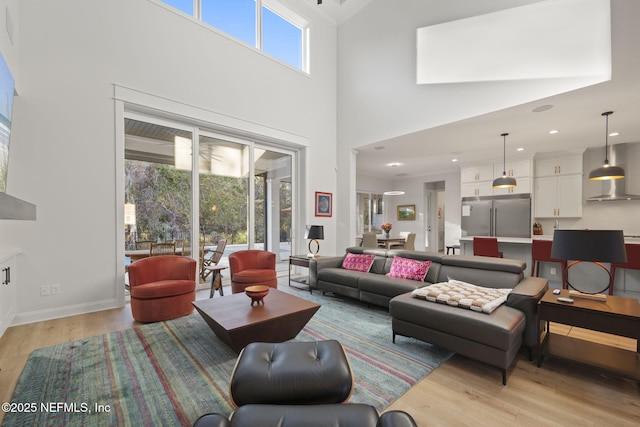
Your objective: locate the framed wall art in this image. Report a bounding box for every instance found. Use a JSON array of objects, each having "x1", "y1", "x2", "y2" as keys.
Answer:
[
  {"x1": 315, "y1": 191, "x2": 332, "y2": 217},
  {"x1": 397, "y1": 204, "x2": 416, "y2": 221}
]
